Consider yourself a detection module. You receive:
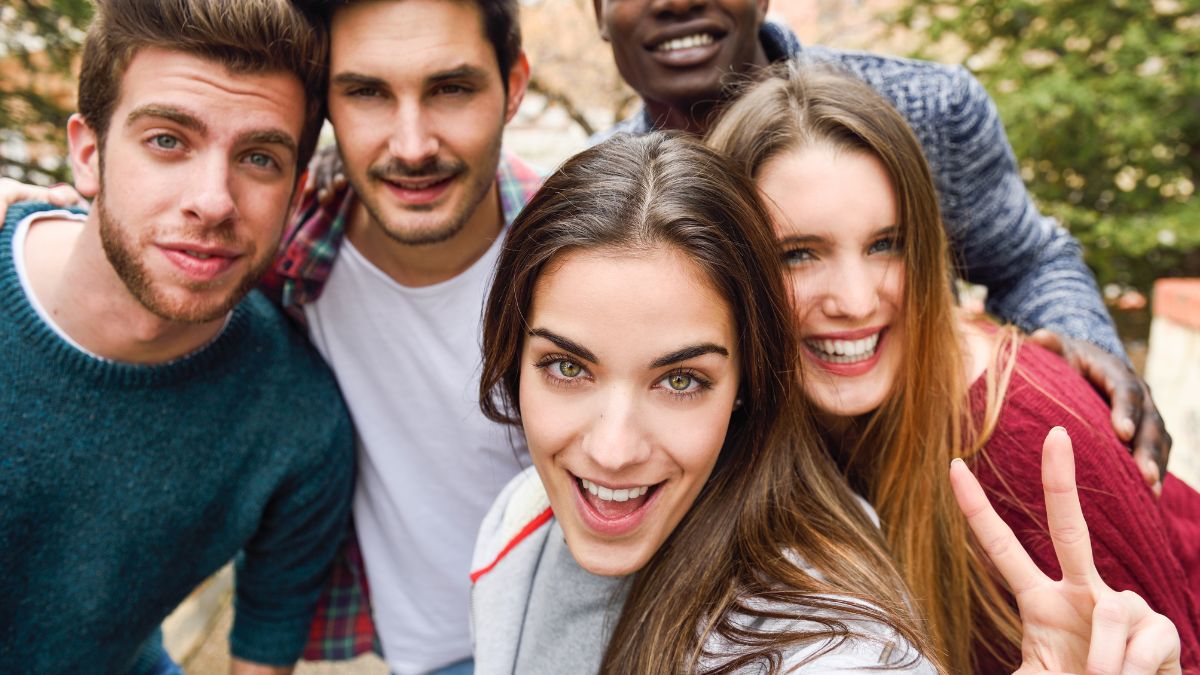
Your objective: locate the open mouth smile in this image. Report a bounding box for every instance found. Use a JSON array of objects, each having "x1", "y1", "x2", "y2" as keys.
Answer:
[
  {"x1": 653, "y1": 32, "x2": 716, "y2": 52},
  {"x1": 804, "y1": 331, "x2": 881, "y2": 365},
  {"x1": 573, "y1": 473, "x2": 663, "y2": 535}
]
